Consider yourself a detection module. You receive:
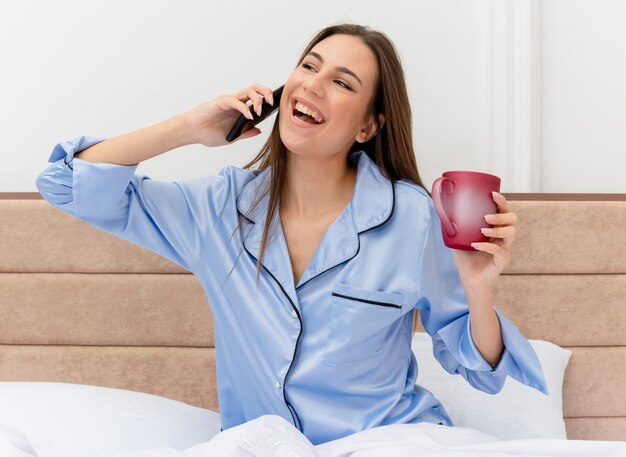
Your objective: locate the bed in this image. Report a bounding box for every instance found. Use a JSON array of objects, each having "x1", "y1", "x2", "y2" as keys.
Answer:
[{"x1": 0, "y1": 191, "x2": 624, "y2": 456}]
